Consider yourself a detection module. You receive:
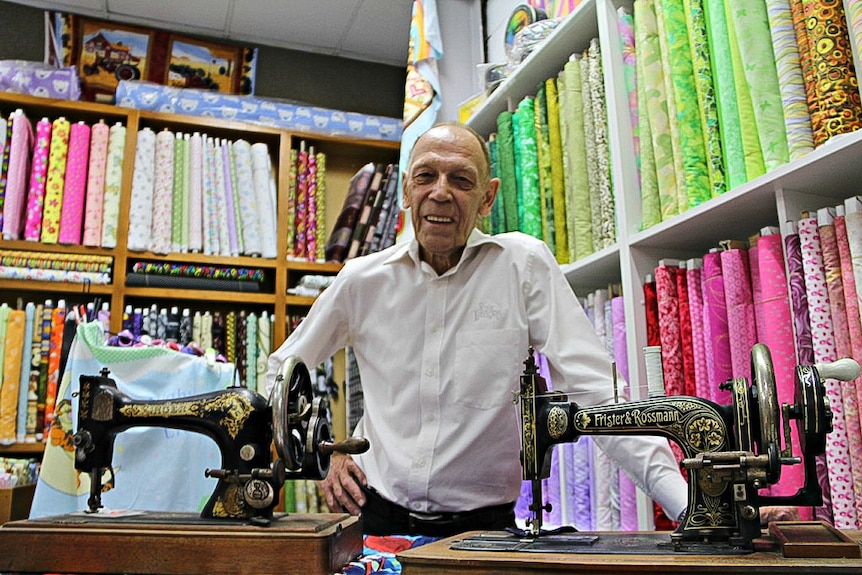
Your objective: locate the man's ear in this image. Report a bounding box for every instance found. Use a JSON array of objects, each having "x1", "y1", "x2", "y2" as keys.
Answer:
[
  {"x1": 402, "y1": 171, "x2": 413, "y2": 209},
  {"x1": 479, "y1": 178, "x2": 500, "y2": 217}
]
